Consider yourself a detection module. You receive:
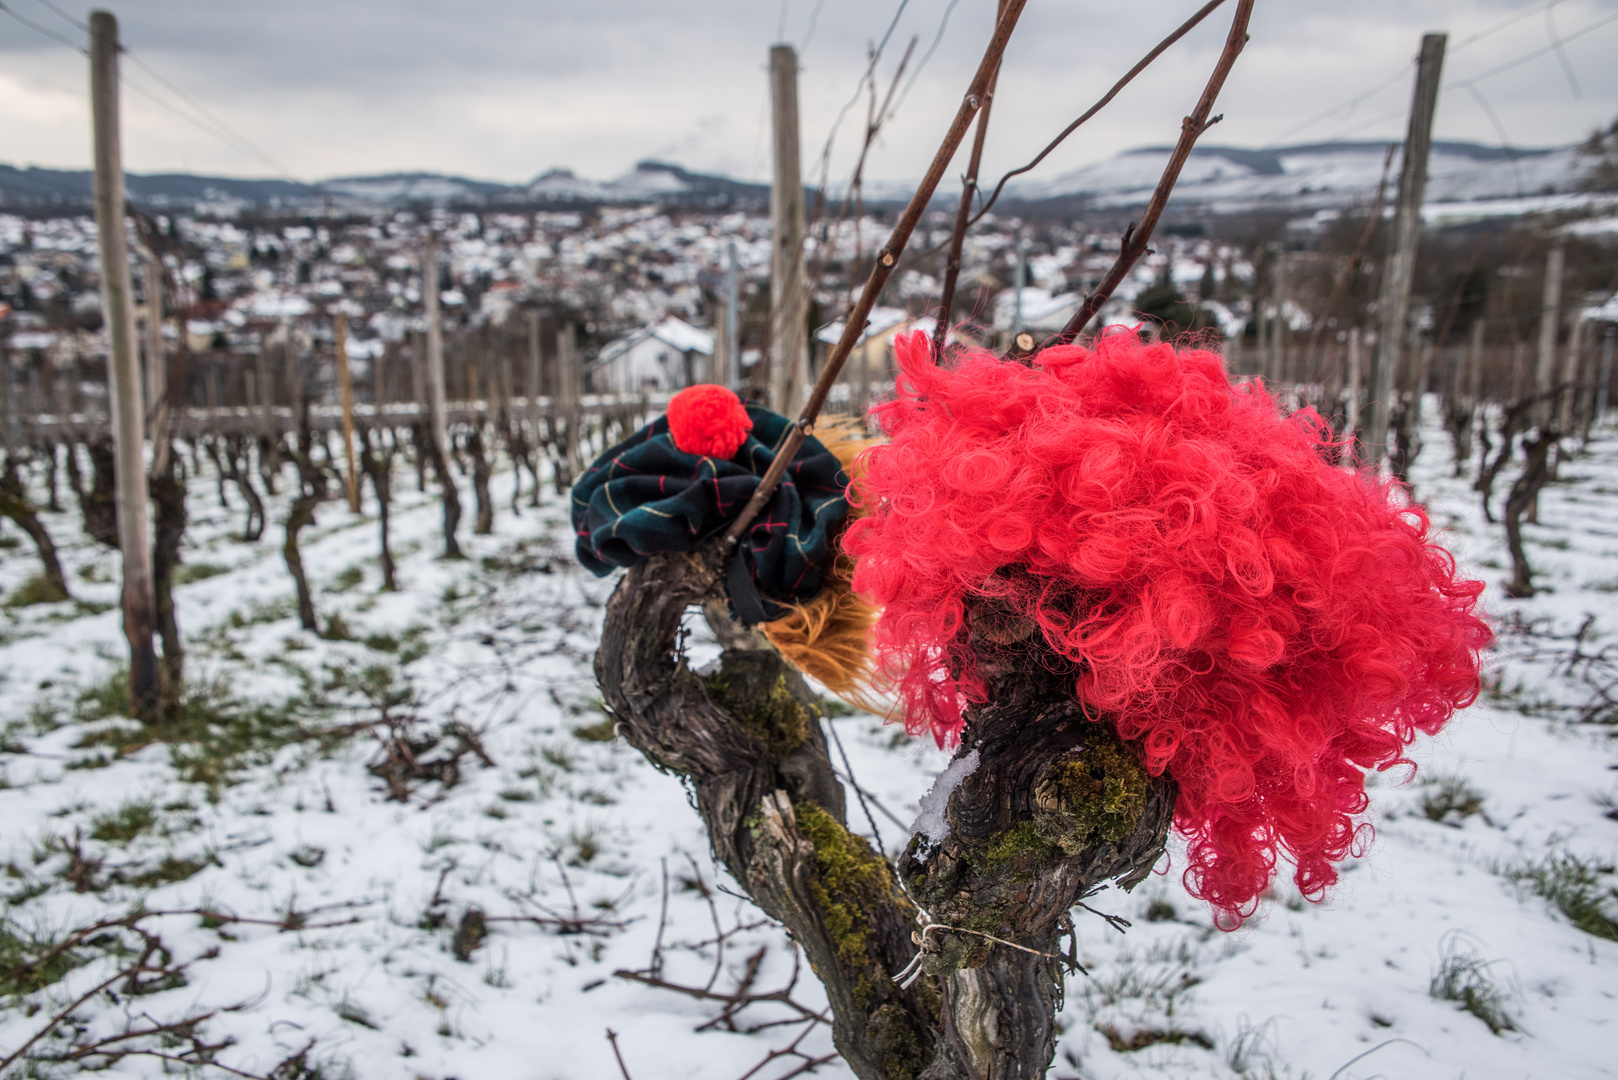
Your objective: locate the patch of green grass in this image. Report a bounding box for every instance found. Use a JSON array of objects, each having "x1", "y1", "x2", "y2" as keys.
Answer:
[
  {"x1": 24, "y1": 697, "x2": 62, "y2": 735},
  {"x1": 289, "y1": 845, "x2": 326, "y2": 868},
  {"x1": 65, "y1": 671, "x2": 339, "y2": 794},
  {"x1": 566, "y1": 822, "x2": 603, "y2": 866},
  {"x1": 226, "y1": 595, "x2": 297, "y2": 629},
  {"x1": 88, "y1": 799, "x2": 157, "y2": 843},
  {"x1": 126, "y1": 854, "x2": 211, "y2": 888},
  {"x1": 174, "y1": 562, "x2": 230, "y2": 586},
  {"x1": 515, "y1": 764, "x2": 559, "y2": 799},
  {"x1": 74, "y1": 668, "x2": 135, "y2": 724},
  {"x1": 1503, "y1": 851, "x2": 1618, "y2": 941},
  {"x1": 4, "y1": 575, "x2": 69, "y2": 608},
  {"x1": 1096, "y1": 1023, "x2": 1214, "y2": 1053},
  {"x1": 540, "y1": 745, "x2": 575, "y2": 772},
  {"x1": 361, "y1": 624, "x2": 429, "y2": 665},
  {"x1": 479, "y1": 538, "x2": 557, "y2": 578},
  {"x1": 5, "y1": 873, "x2": 49, "y2": 906},
  {"x1": 1078, "y1": 936, "x2": 1202, "y2": 1016},
  {"x1": 571, "y1": 718, "x2": 615, "y2": 742},
  {"x1": 326, "y1": 565, "x2": 366, "y2": 593},
  {"x1": 1430, "y1": 937, "x2": 1518, "y2": 1034},
  {"x1": 0, "y1": 917, "x2": 87, "y2": 999},
  {"x1": 335, "y1": 998, "x2": 378, "y2": 1029},
  {"x1": 1144, "y1": 899, "x2": 1177, "y2": 923},
  {"x1": 1420, "y1": 774, "x2": 1487, "y2": 825},
  {"x1": 322, "y1": 660, "x2": 413, "y2": 713},
  {"x1": 73, "y1": 720, "x2": 146, "y2": 752}
]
